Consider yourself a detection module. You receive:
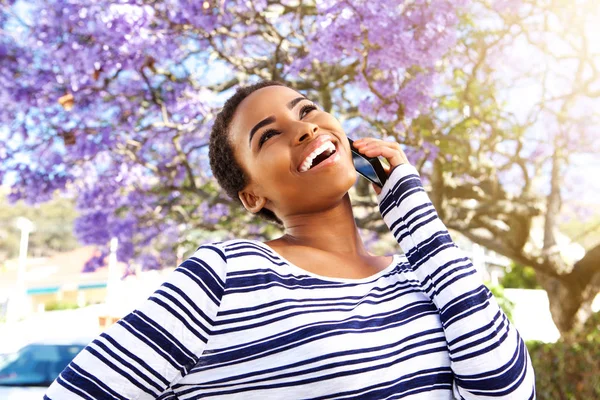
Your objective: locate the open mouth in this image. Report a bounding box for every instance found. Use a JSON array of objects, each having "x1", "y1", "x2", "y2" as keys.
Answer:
[{"x1": 298, "y1": 141, "x2": 337, "y2": 173}]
